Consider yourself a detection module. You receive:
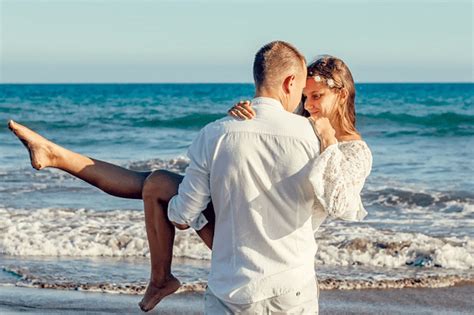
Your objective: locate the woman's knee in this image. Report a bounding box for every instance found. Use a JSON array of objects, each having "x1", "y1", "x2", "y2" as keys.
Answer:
[{"x1": 142, "y1": 170, "x2": 182, "y2": 202}]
